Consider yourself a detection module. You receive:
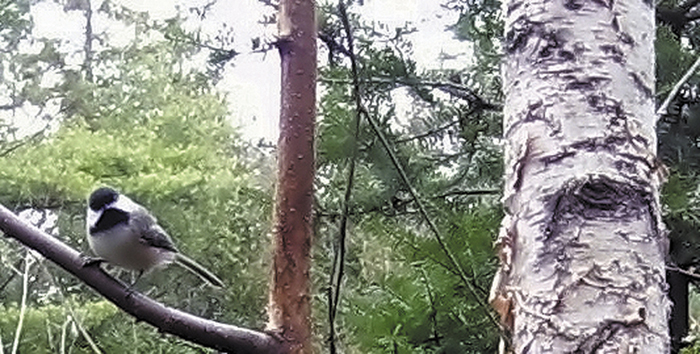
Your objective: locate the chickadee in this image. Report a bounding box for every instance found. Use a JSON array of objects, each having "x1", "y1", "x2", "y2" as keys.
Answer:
[{"x1": 86, "y1": 187, "x2": 224, "y2": 287}]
